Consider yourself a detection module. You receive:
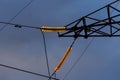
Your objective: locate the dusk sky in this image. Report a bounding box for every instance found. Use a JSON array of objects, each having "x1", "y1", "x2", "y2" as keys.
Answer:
[{"x1": 0, "y1": 0, "x2": 120, "y2": 80}]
